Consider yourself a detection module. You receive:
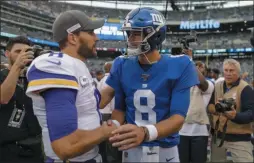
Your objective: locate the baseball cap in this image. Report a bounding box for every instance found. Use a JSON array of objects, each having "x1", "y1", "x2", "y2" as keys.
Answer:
[{"x1": 52, "y1": 10, "x2": 105, "y2": 42}]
